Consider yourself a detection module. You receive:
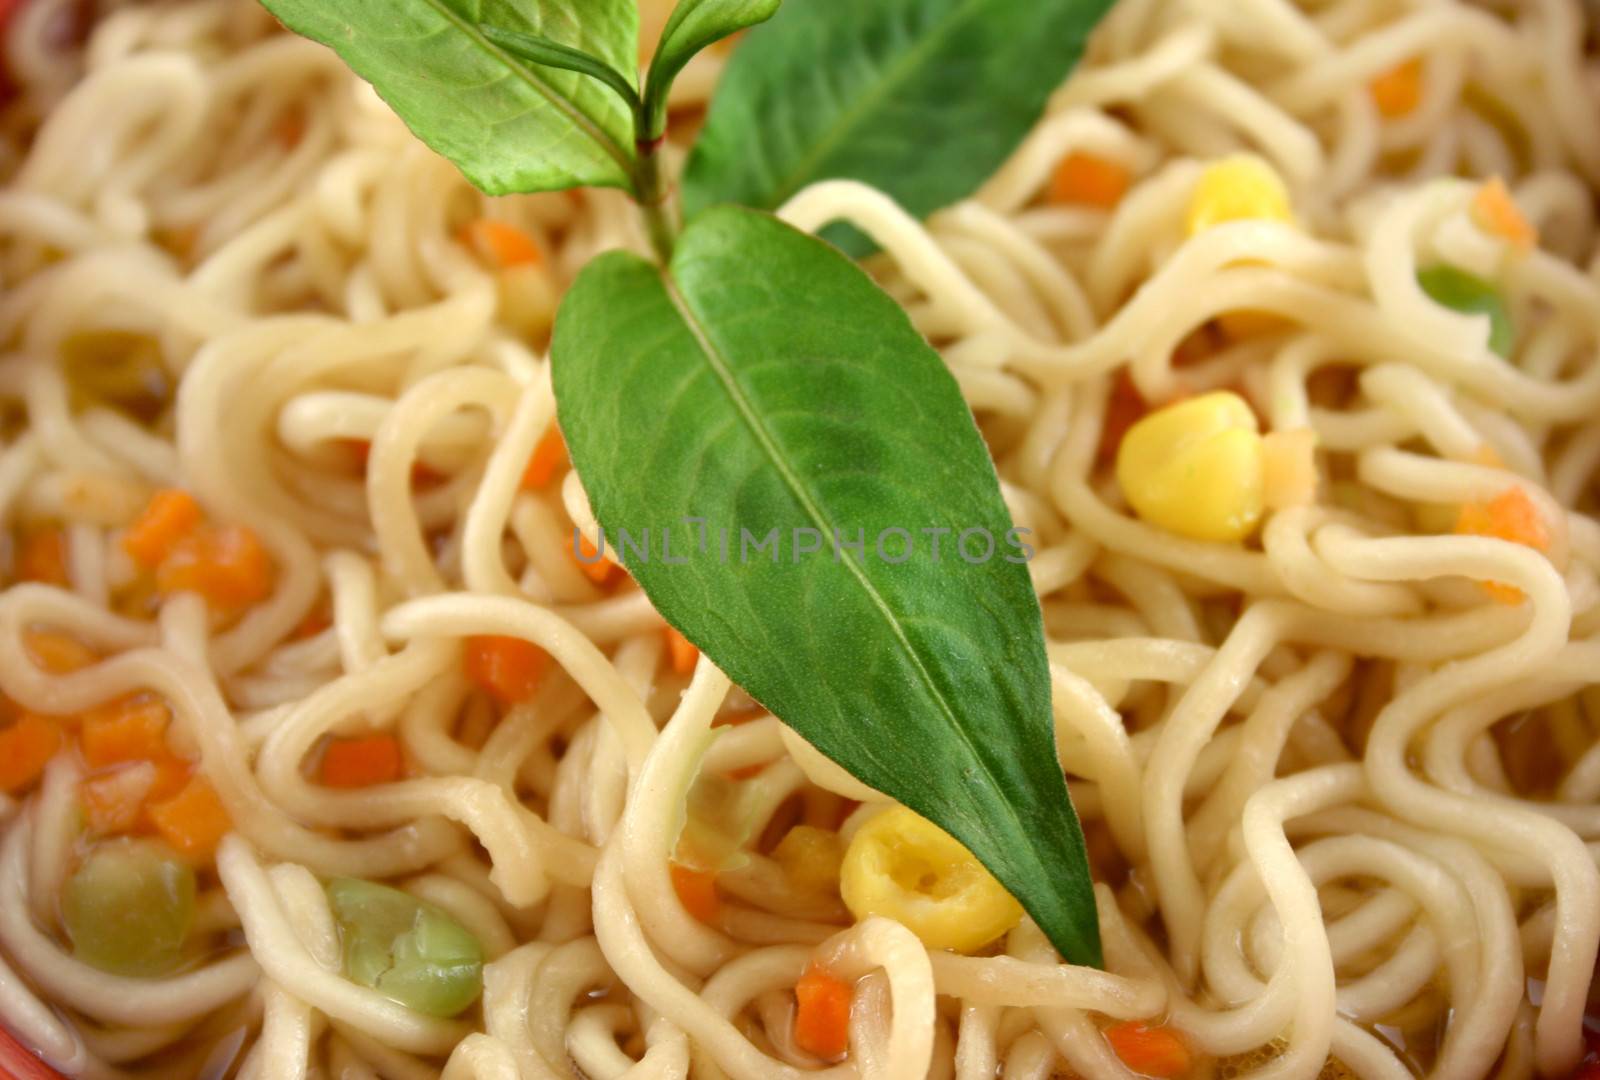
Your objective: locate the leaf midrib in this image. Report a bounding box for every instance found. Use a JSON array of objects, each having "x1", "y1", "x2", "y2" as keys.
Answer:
[
  {"x1": 659, "y1": 265, "x2": 1041, "y2": 873},
  {"x1": 763, "y1": 0, "x2": 990, "y2": 207},
  {"x1": 418, "y1": 0, "x2": 633, "y2": 175}
]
